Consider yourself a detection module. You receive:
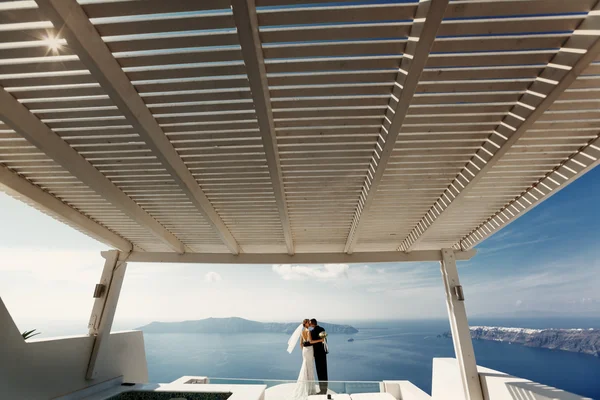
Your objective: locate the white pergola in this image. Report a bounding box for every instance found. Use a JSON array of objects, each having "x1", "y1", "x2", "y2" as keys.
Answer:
[{"x1": 1, "y1": 1, "x2": 600, "y2": 399}]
